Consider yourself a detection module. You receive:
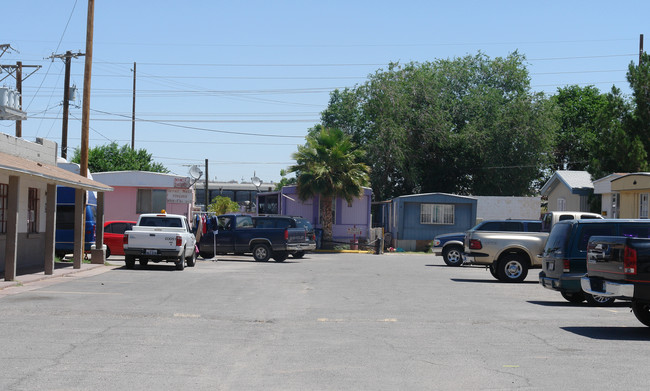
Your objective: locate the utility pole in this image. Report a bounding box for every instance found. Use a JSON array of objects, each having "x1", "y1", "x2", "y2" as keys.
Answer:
[
  {"x1": 15, "y1": 62, "x2": 21, "y2": 137},
  {"x1": 131, "y1": 62, "x2": 136, "y2": 150},
  {"x1": 205, "y1": 159, "x2": 209, "y2": 209},
  {"x1": 48, "y1": 51, "x2": 84, "y2": 159},
  {"x1": 80, "y1": 0, "x2": 95, "y2": 179},
  {"x1": 640, "y1": 34, "x2": 645, "y2": 65},
  {"x1": 0, "y1": 62, "x2": 41, "y2": 137}
]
